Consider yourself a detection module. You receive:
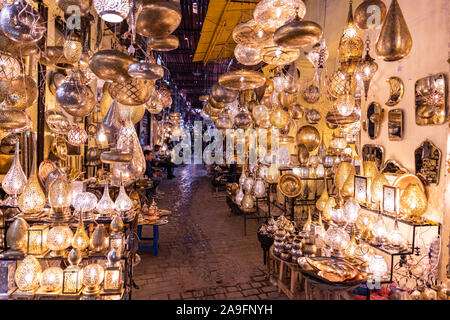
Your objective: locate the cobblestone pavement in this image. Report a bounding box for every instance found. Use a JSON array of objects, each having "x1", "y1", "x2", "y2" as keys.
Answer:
[{"x1": 132, "y1": 164, "x2": 288, "y2": 300}]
